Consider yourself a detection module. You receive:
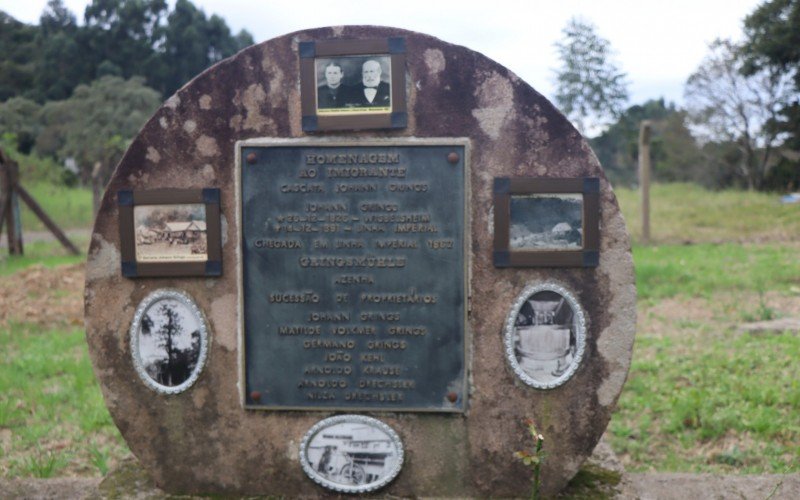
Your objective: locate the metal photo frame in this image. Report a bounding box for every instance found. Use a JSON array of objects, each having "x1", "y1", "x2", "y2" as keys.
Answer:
[
  {"x1": 130, "y1": 289, "x2": 210, "y2": 395},
  {"x1": 504, "y1": 282, "x2": 587, "y2": 389},
  {"x1": 118, "y1": 188, "x2": 222, "y2": 277},
  {"x1": 299, "y1": 38, "x2": 407, "y2": 132},
  {"x1": 493, "y1": 177, "x2": 600, "y2": 267},
  {"x1": 299, "y1": 414, "x2": 404, "y2": 494}
]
